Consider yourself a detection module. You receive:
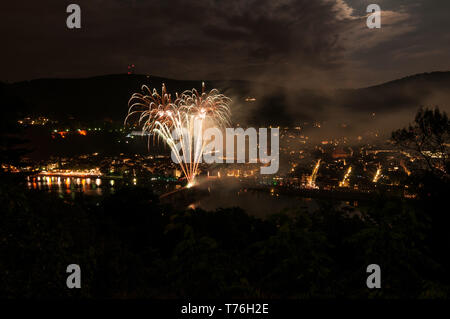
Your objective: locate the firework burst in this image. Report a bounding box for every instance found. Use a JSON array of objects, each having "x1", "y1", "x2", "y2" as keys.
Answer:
[{"x1": 125, "y1": 82, "x2": 231, "y2": 186}]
